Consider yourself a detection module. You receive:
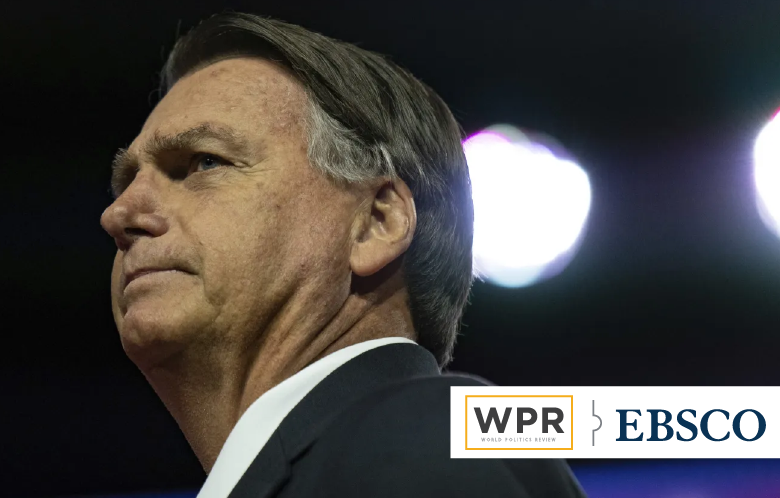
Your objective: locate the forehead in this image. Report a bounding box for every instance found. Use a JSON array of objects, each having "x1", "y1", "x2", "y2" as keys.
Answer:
[{"x1": 133, "y1": 57, "x2": 307, "y2": 153}]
